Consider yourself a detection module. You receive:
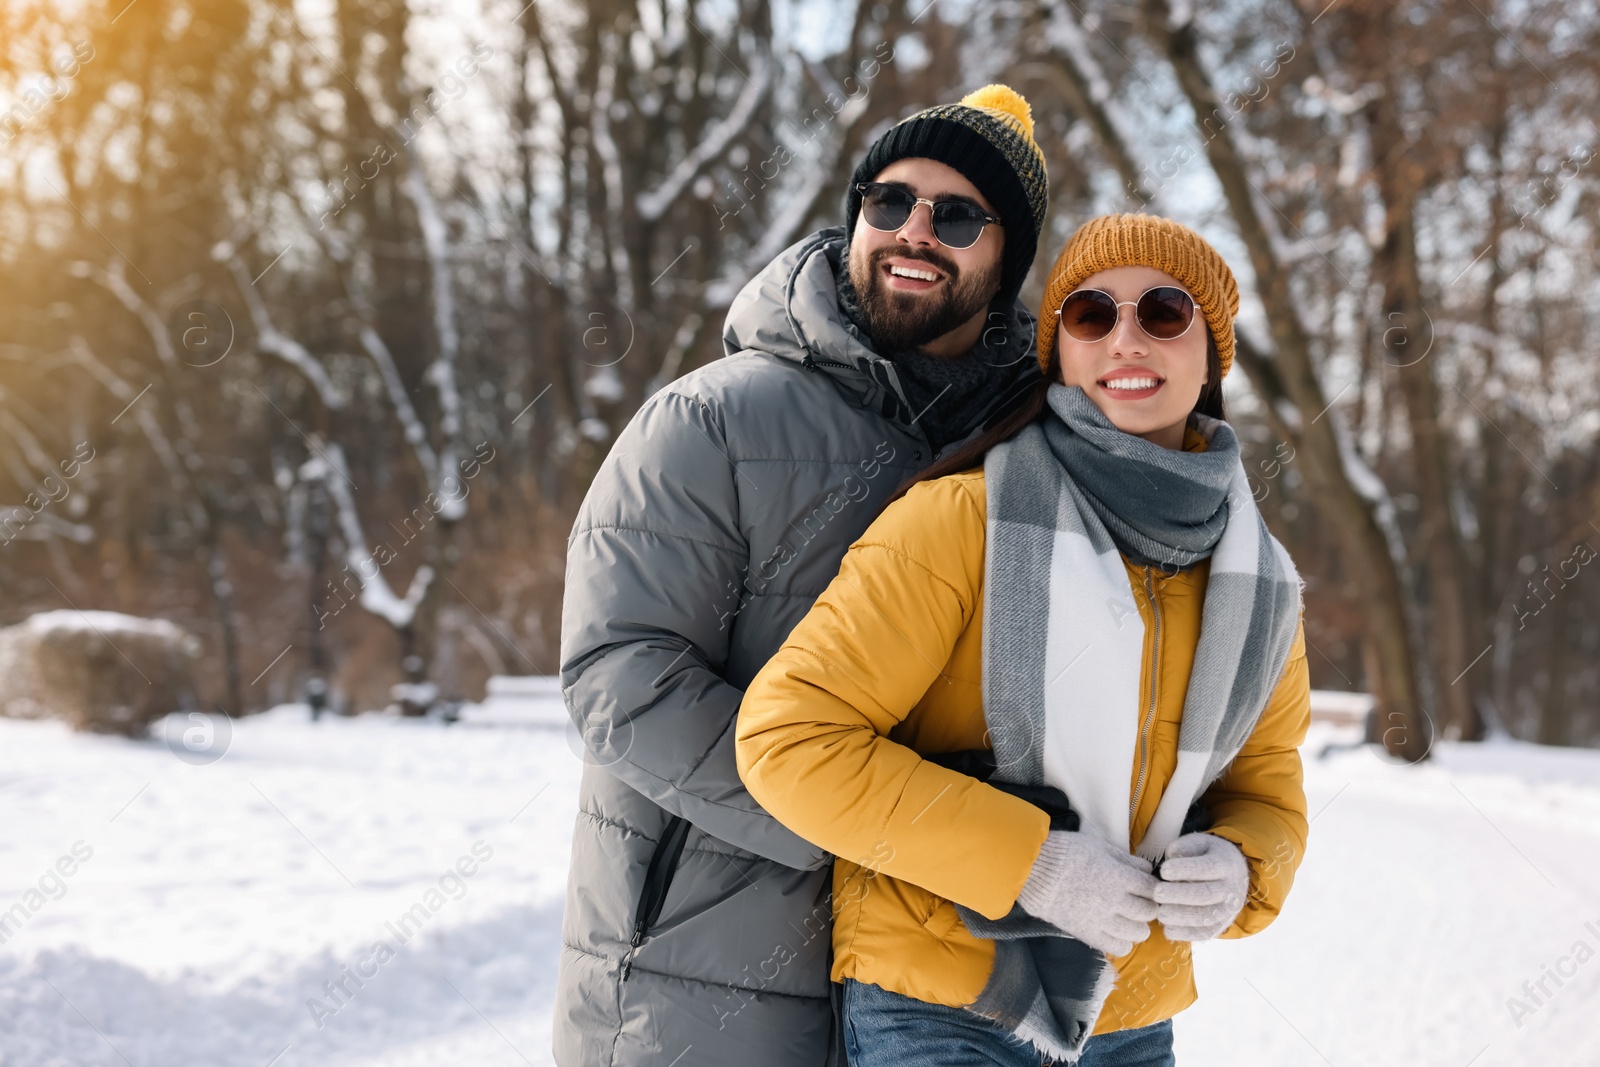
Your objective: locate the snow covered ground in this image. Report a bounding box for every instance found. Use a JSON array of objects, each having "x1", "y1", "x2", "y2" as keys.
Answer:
[
  {"x1": 1180, "y1": 726, "x2": 1600, "y2": 1066},
  {"x1": 1, "y1": 691, "x2": 1597, "y2": 1066}
]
